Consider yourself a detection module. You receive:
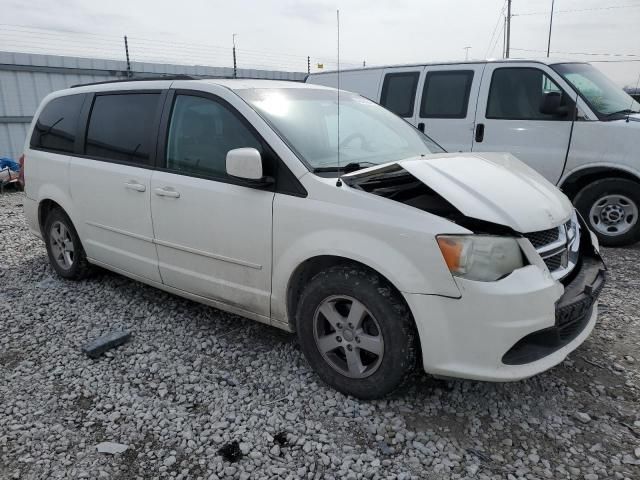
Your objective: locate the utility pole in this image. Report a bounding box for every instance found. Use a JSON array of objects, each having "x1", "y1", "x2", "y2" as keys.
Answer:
[
  {"x1": 232, "y1": 33, "x2": 238, "y2": 78},
  {"x1": 307, "y1": 56, "x2": 311, "y2": 74},
  {"x1": 547, "y1": 0, "x2": 555, "y2": 57},
  {"x1": 124, "y1": 35, "x2": 132, "y2": 77},
  {"x1": 505, "y1": 0, "x2": 512, "y2": 58},
  {"x1": 503, "y1": 15, "x2": 507, "y2": 58},
  {"x1": 463, "y1": 46, "x2": 471, "y2": 61}
]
